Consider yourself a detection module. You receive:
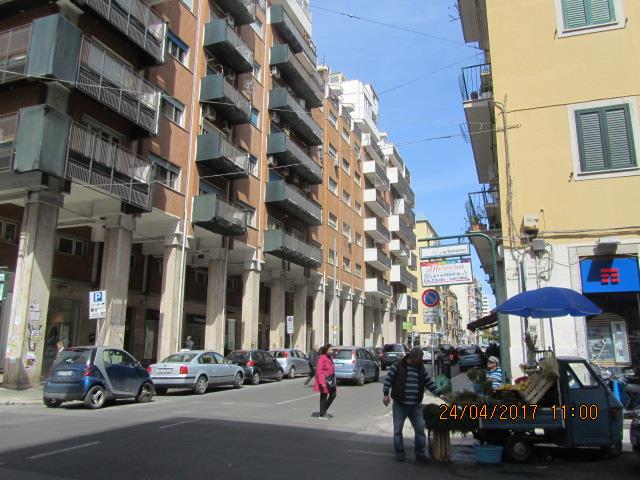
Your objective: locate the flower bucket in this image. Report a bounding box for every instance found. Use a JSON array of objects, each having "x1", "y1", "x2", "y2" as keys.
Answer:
[{"x1": 474, "y1": 445, "x2": 503, "y2": 464}]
